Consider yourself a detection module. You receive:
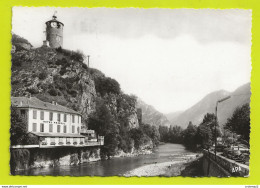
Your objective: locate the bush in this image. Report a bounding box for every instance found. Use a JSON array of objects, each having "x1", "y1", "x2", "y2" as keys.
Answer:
[
  {"x1": 26, "y1": 87, "x2": 39, "y2": 94},
  {"x1": 11, "y1": 56, "x2": 22, "y2": 67},
  {"x1": 57, "y1": 90, "x2": 62, "y2": 96},
  {"x1": 12, "y1": 34, "x2": 31, "y2": 46},
  {"x1": 60, "y1": 67, "x2": 67, "y2": 75},
  {"x1": 71, "y1": 50, "x2": 85, "y2": 62},
  {"x1": 68, "y1": 89, "x2": 77, "y2": 98},
  {"x1": 94, "y1": 77, "x2": 121, "y2": 96},
  {"x1": 48, "y1": 88, "x2": 58, "y2": 96},
  {"x1": 66, "y1": 81, "x2": 73, "y2": 89},
  {"x1": 56, "y1": 58, "x2": 68, "y2": 66},
  {"x1": 39, "y1": 71, "x2": 48, "y2": 80},
  {"x1": 11, "y1": 80, "x2": 19, "y2": 85},
  {"x1": 82, "y1": 63, "x2": 88, "y2": 70},
  {"x1": 56, "y1": 47, "x2": 85, "y2": 62}
]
